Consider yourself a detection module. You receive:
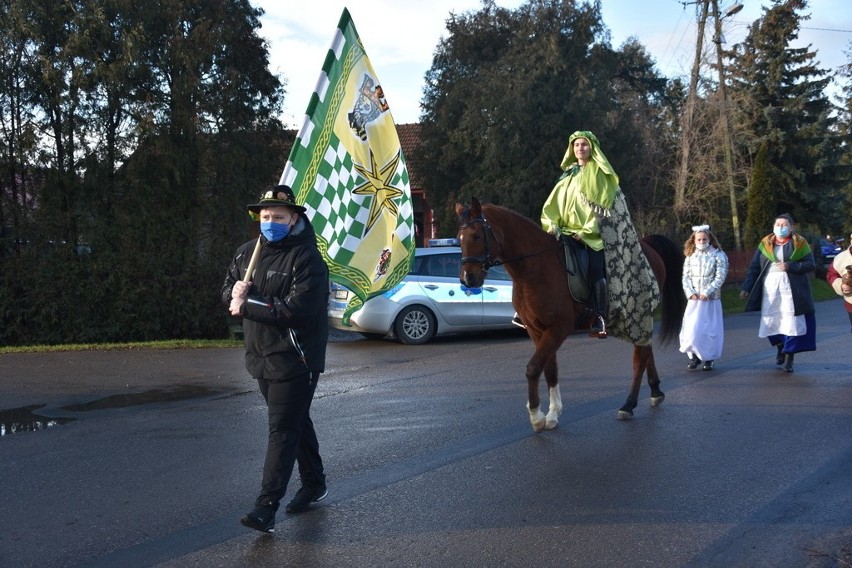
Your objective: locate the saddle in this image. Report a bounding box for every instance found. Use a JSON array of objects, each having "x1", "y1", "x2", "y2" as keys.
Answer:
[
  {"x1": 558, "y1": 236, "x2": 598, "y2": 331},
  {"x1": 559, "y1": 235, "x2": 591, "y2": 305}
]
